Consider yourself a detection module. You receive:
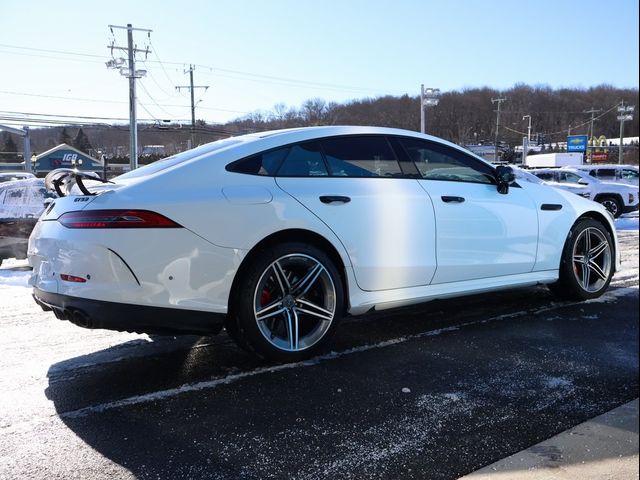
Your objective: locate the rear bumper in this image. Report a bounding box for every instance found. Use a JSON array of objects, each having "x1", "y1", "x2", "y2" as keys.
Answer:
[{"x1": 33, "y1": 288, "x2": 225, "y2": 335}]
